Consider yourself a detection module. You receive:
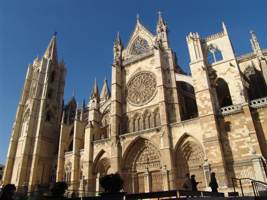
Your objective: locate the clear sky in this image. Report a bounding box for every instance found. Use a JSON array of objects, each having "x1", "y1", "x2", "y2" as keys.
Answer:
[{"x1": 0, "y1": 0, "x2": 266, "y2": 164}]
